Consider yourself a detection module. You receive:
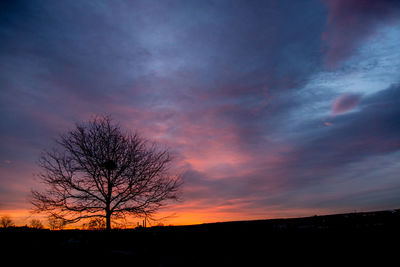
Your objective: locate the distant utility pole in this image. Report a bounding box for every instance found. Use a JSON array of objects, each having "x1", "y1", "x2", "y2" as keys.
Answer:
[{"x1": 143, "y1": 216, "x2": 147, "y2": 228}]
